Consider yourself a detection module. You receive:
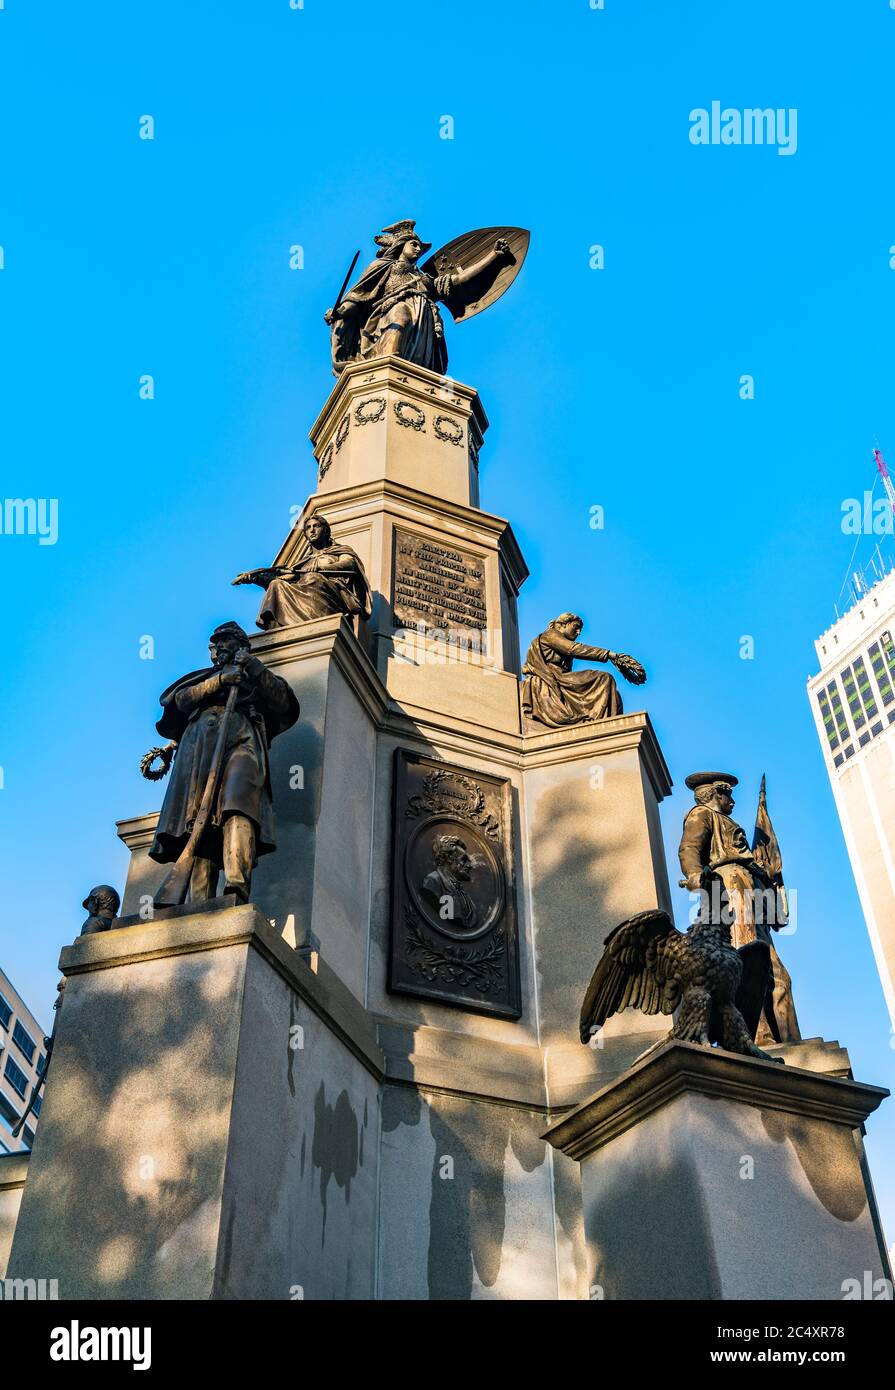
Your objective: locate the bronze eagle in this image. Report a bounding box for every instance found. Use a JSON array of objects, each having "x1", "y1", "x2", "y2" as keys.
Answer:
[{"x1": 579, "y1": 909, "x2": 782, "y2": 1062}]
